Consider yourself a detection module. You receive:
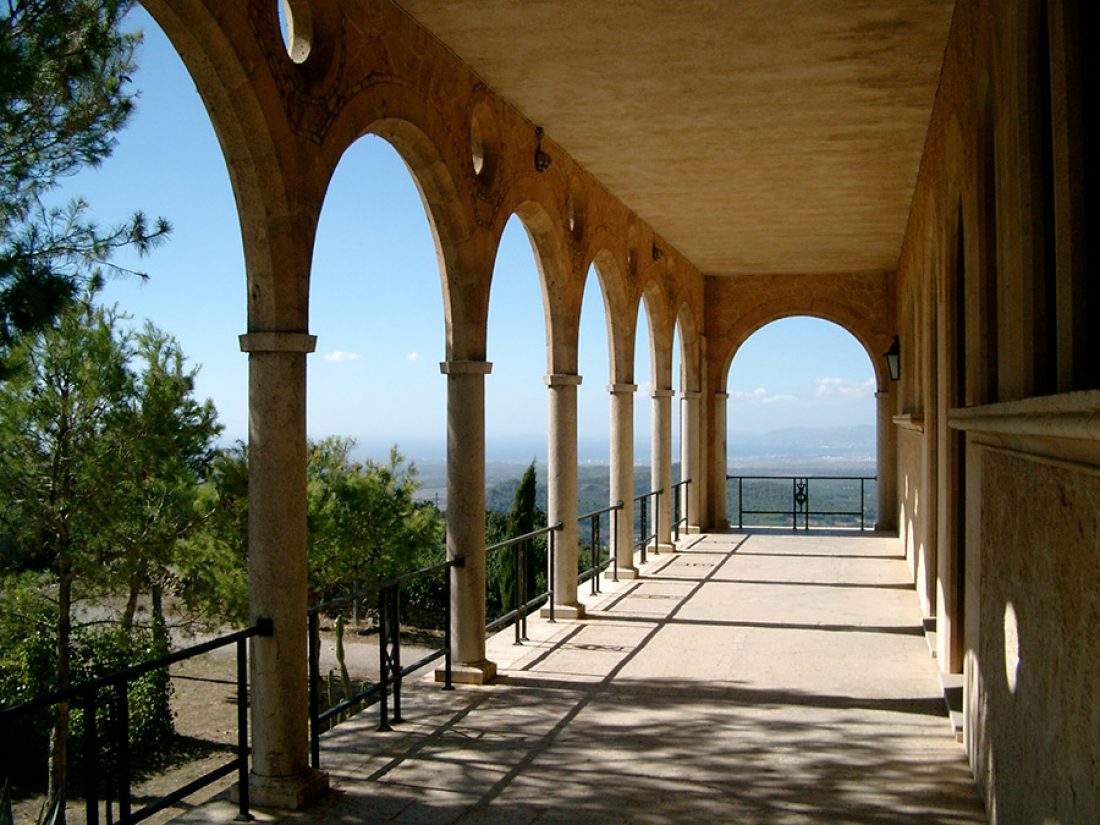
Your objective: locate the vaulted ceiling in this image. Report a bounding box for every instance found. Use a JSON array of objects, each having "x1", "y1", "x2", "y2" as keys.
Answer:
[{"x1": 395, "y1": 0, "x2": 956, "y2": 277}]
